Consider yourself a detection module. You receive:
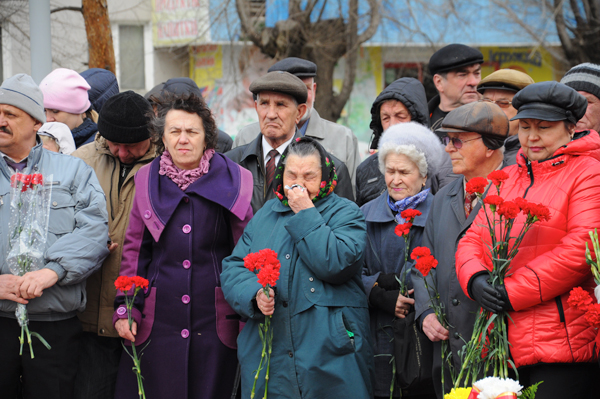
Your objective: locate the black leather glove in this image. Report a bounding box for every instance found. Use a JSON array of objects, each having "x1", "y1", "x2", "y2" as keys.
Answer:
[
  {"x1": 369, "y1": 285, "x2": 399, "y2": 316},
  {"x1": 469, "y1": 274, "x2": 505, "y2": 313},
  {"x1": 495, "y1": 284, "x2": 513, "y2": 312},
  {"x1": 377, "y1": 273, "x2": 400, "y2": 291}
]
